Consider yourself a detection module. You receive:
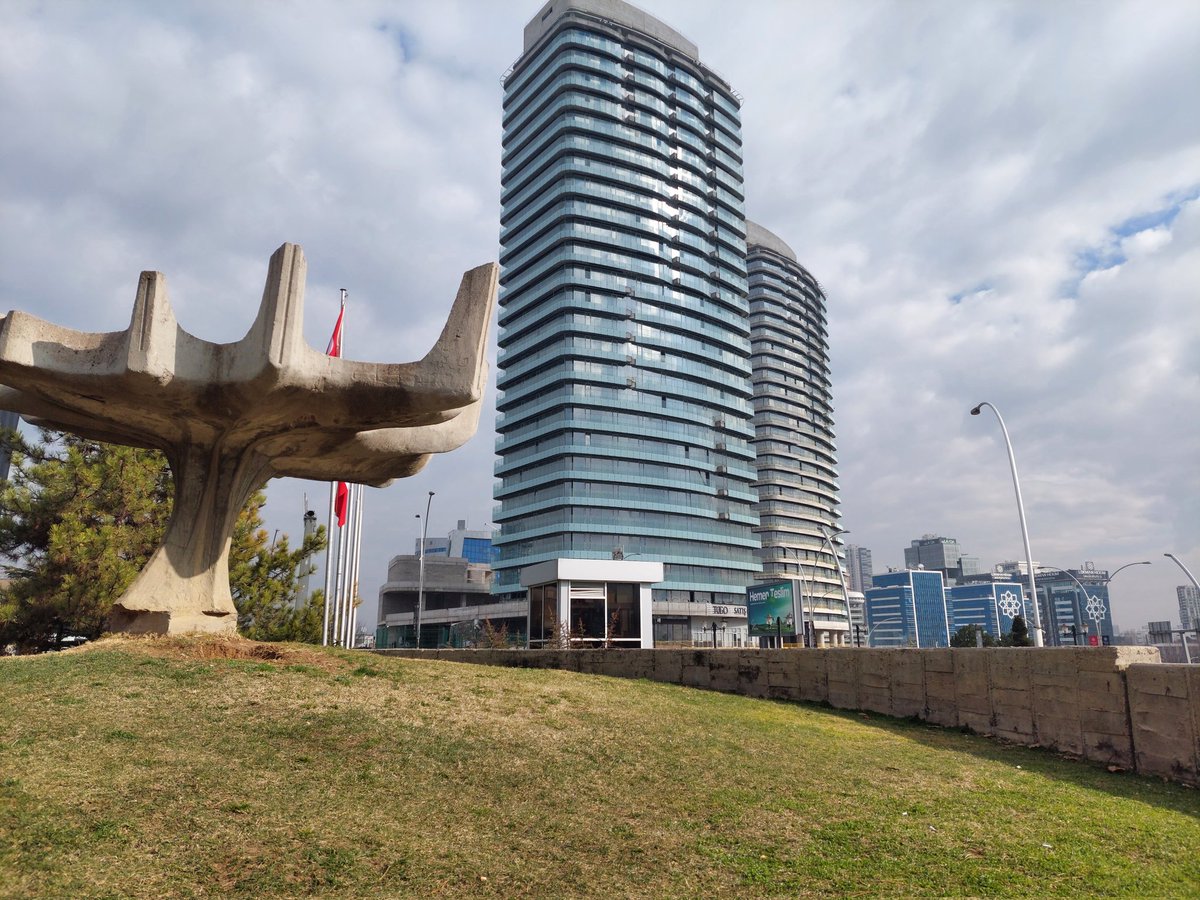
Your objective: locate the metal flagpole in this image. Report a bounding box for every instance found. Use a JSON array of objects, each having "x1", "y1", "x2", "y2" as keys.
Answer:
[
  {"x1": 321, "y1": 290, "x2": 347, "y2": 646},
  {"x1": 333, "y1": 515, "x2": 348, "y2": 646},
  {"x1": 348, "y1": 483, "x2": 365, "y2": 648},
  {"x1": 340, "y1": 489, "x2": 352, "y2": 652},
  {"x1": 343, "y1": 486, "x2": 355, "y2": 649},
  {"x1": 322, "y1": 481, "x2": 336, "y2": 646}
]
